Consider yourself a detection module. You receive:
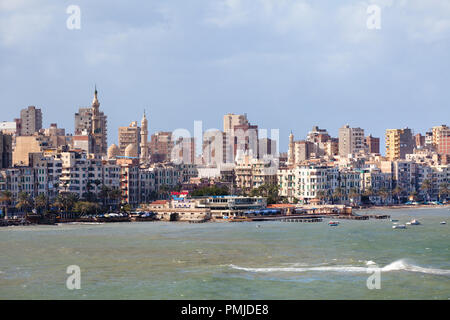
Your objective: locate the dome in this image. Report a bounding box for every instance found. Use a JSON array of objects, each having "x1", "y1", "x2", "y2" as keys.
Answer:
[
  {"x1": 124, "y1": 143, "x2": 138, "y2": 158},
  {"x1": 107, "y1": 144, "x2": 120, "y2": 159}
]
